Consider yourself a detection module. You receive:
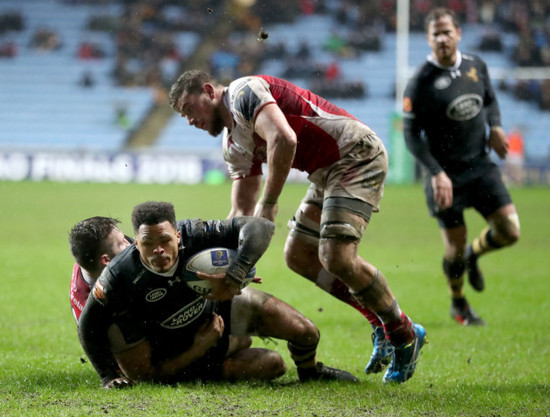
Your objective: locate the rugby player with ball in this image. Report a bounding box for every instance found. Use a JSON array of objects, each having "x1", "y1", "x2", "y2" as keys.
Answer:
[{"x1": 77, "y1": 201, "x2": 358, "y2": 387}]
